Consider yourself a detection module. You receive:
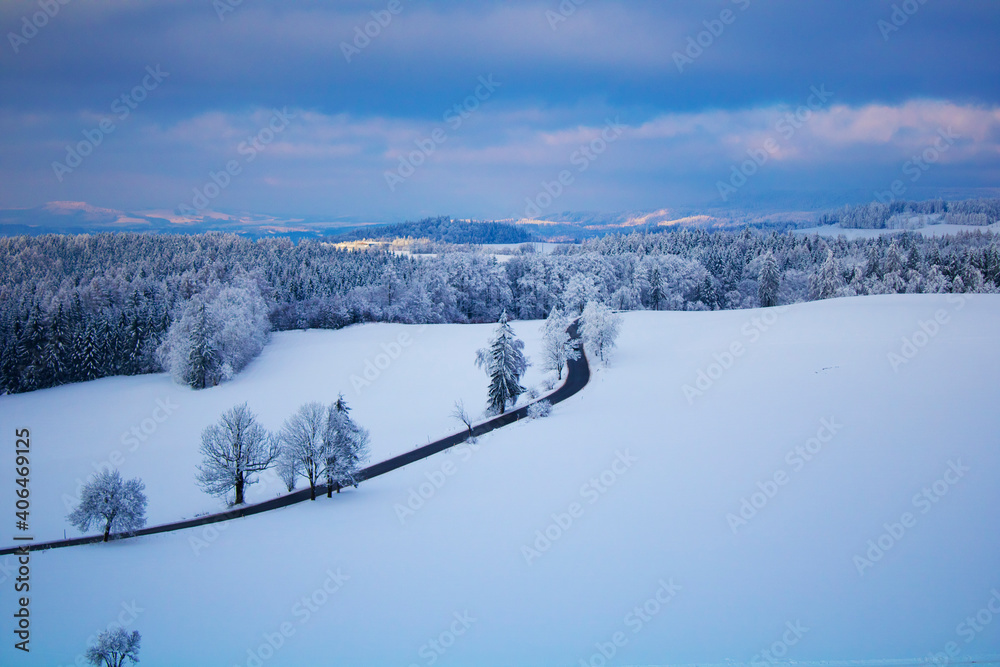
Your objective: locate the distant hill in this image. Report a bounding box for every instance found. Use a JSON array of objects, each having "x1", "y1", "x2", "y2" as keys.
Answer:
[
  {"x1": 0, "y1": 202, "x2": 369, "y2": 239},
  {"x1": 330, "y1": 217, "x2": 538, "y2": 244}
]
